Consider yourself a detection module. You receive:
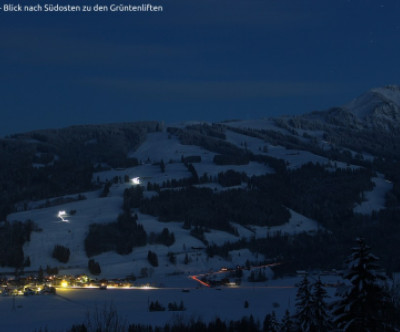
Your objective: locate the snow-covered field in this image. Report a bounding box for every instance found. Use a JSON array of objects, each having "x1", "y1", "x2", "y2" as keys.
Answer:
[
  {"x1": 3, "y1": 126, "x2": 384, "y2": 280},
  {"x1": 7, "y1": 195, "x2": 124, "y2": 272},
  {"x1": 0, "y1": 275, "x2": 340, "y2": 332},
  {"x1": 3, "y1": 180, "x2": 264, "y2": 279},
  {"x1": 194, "y1": 160, "x2": 273, "y2": 178},
  {"x1": 224, "y1": 119, "x2": 291, "y2": 134},
  {"x1": 354, "y1": 173, "x2": 393, "y2": 214},
  {"x1": 246, "y1": 210, "x2": 321, "y2": 239},
  {"x1": 128, "y1": 132, "x2": 215, "y2": 164},
  {"x1": 224, "y1": 129, "x2": 329, "y2": 168},
  {"x1": 224, "y1": 129, "x2": 358, "y2": 170},
  {"x1": 4, "y1": 180, "x2": 322, "y2": 280},
  {"x1": 94, "y1": 163, "x2": 192, "y2": 186},
  {"x1": 2, "y1": 126, "x2": 372, "y2": 280},
  {"x1": 1, "y1": 123, "x2": 392, "y2": 331},
  {"x1": 126, "y1": 131, "x2": 273, "y2": 178}
]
